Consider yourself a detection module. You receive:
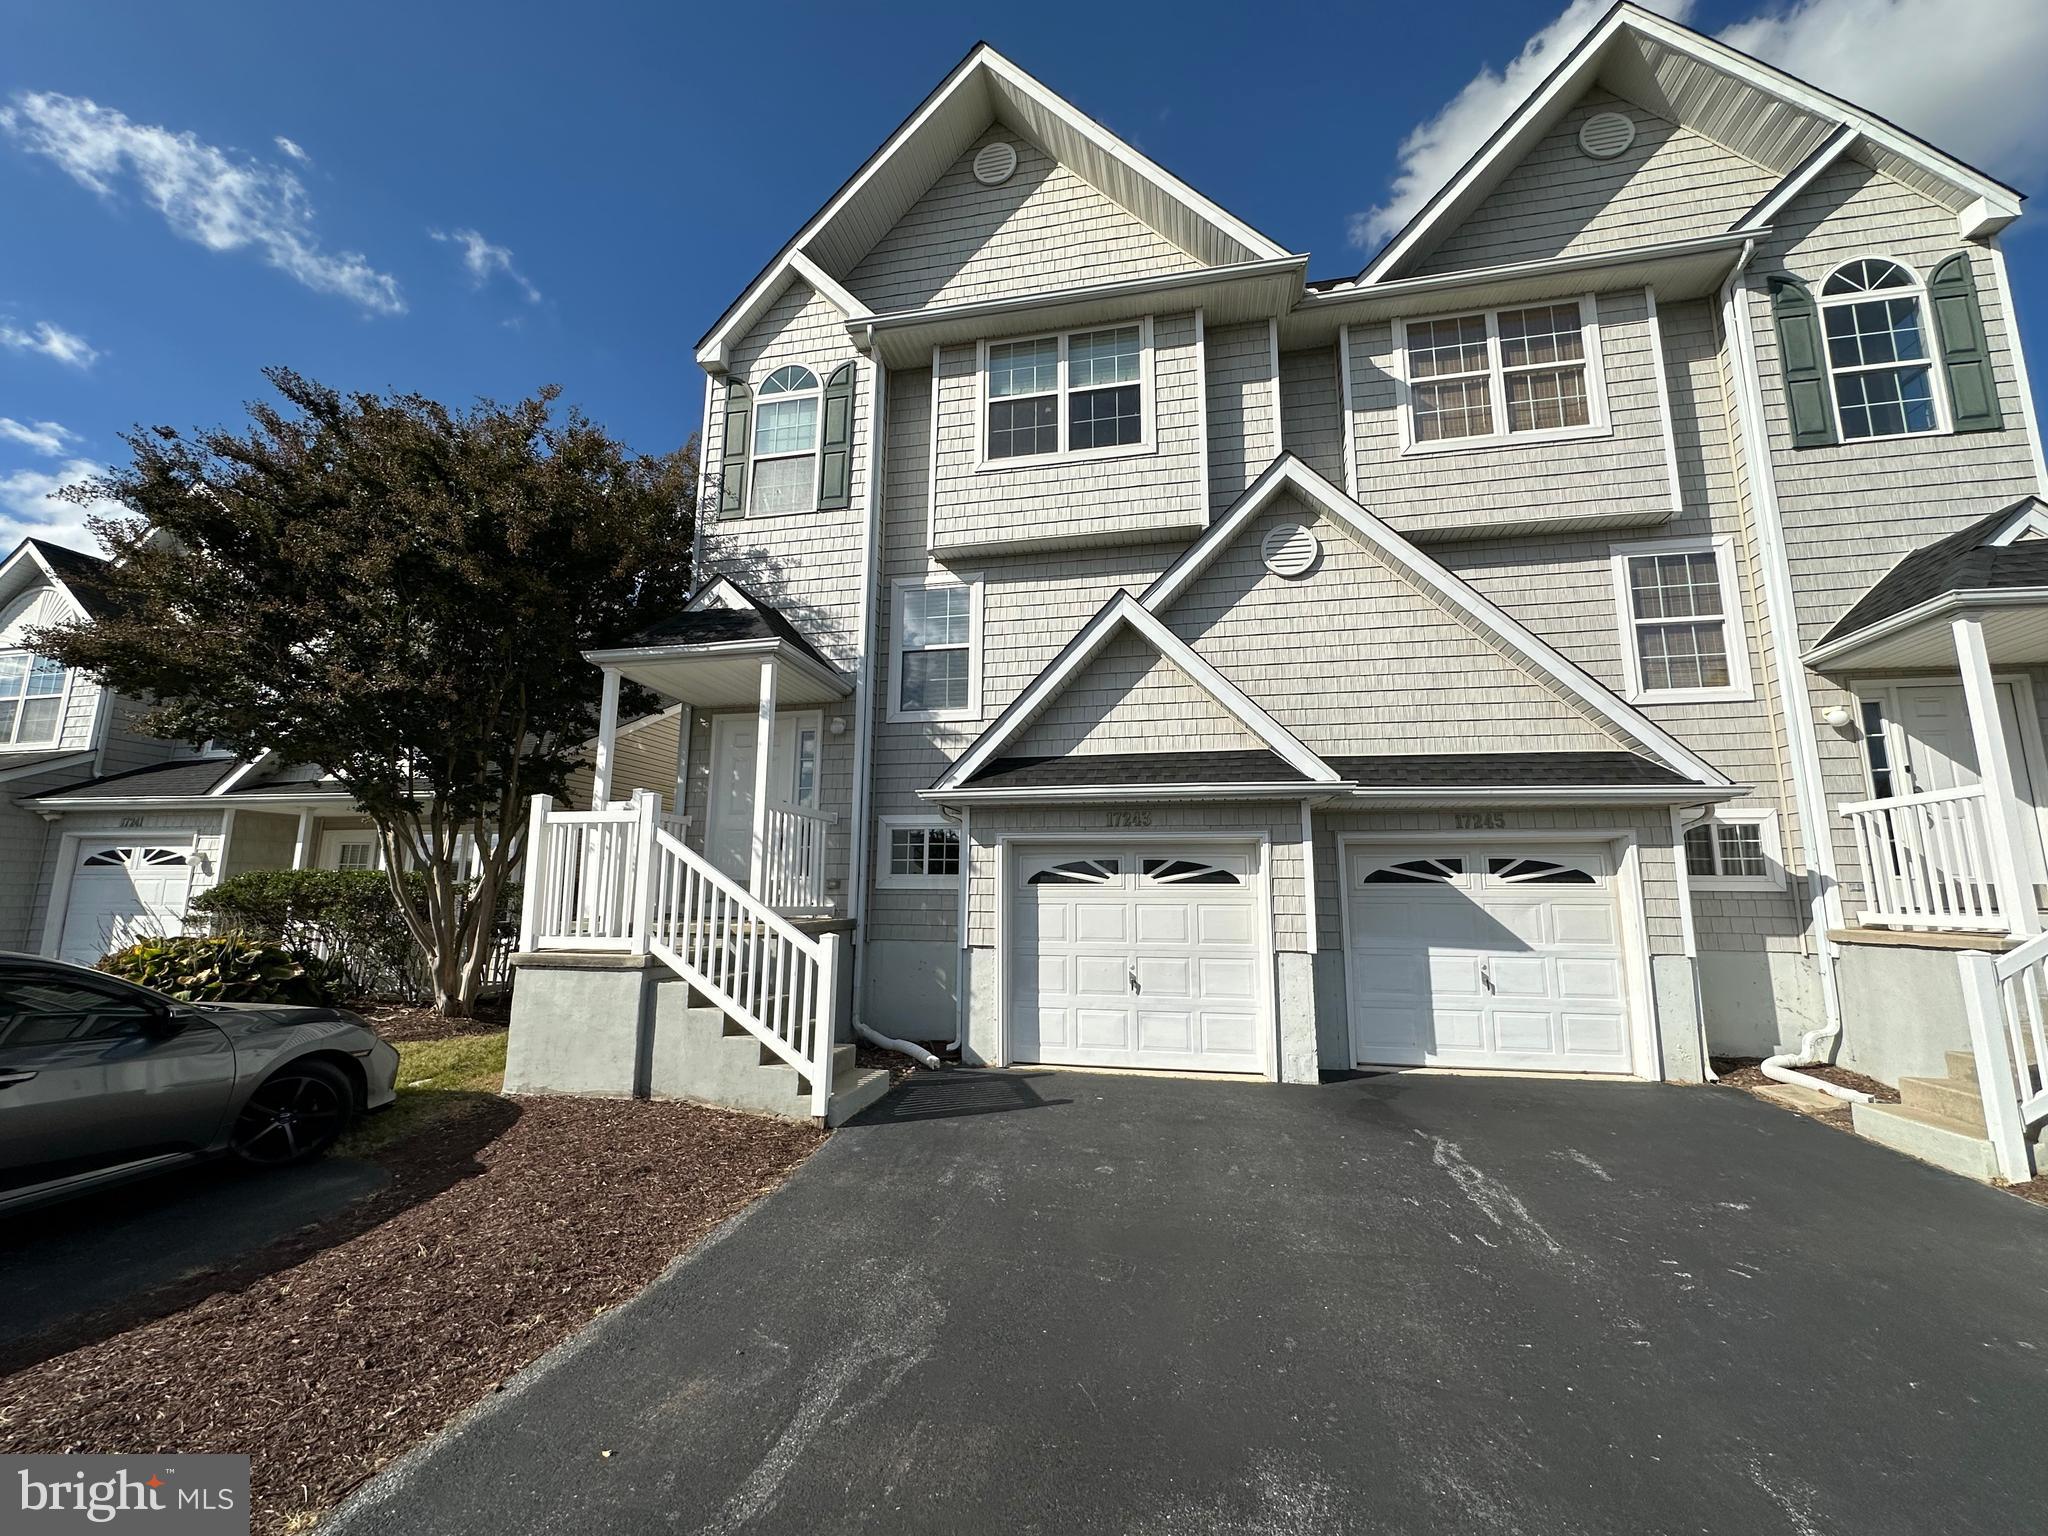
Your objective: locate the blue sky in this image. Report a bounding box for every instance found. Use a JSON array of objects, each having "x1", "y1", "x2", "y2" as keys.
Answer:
[{"x1": 4, "y1": 0, "x2": 2047, "y2": 550}]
